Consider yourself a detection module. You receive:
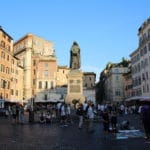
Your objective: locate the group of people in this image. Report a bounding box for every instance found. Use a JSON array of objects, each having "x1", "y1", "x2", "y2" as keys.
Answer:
[
  {"x1": 76, "y1": 101, "x2": 95, "y2": 132},
  {"x1": 39, "y1": 102, "x2": 72, "y2": 126},
  {"x1": 5, "y1": 104, "x2": 24, "y2": 124},
  {"x1": 3, "y1": 100, "x2": 150, "y2": 142},
  {"x1": 76, "y1": 100, "x2": 118, "y2": 133}
]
